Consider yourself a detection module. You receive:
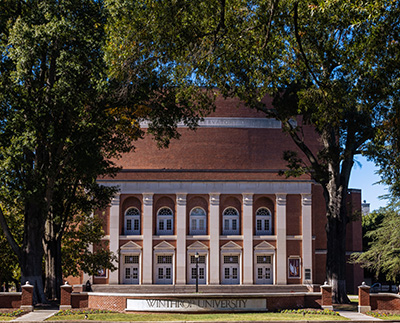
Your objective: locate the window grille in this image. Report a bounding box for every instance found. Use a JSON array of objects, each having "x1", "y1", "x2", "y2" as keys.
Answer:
[
  {"x1": 125, "y1": 255, "x2": 139, "y2": 264},
  {"x1": 223, "y1": 255, "x2": 239, "y2": 264},
  {"x1": 257, "y1": 255, "x2": 272, "y2": 264},
  {"x1": 157, "y1": 255, "x2": 172, "y2": 264}
]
